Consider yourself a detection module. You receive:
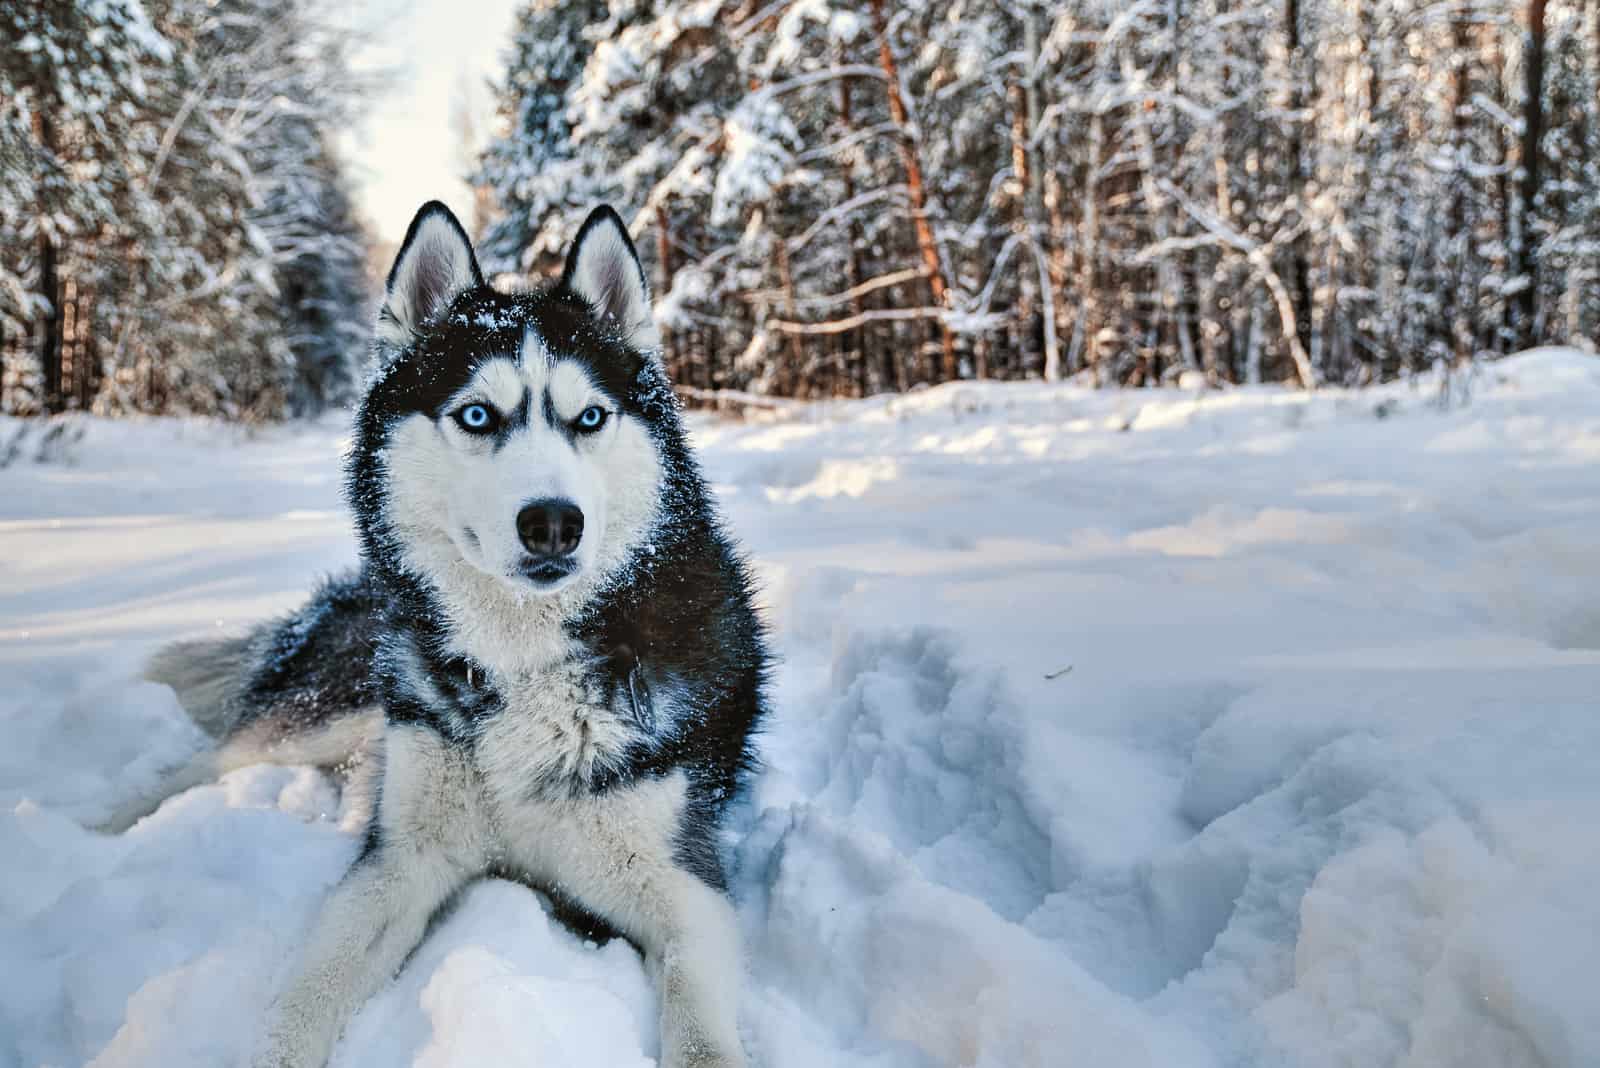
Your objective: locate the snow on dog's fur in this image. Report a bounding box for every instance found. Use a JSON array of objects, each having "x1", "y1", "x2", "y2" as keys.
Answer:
[{"x1": 112, "y1": 202, "x2": 769, "y2": 1068}]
